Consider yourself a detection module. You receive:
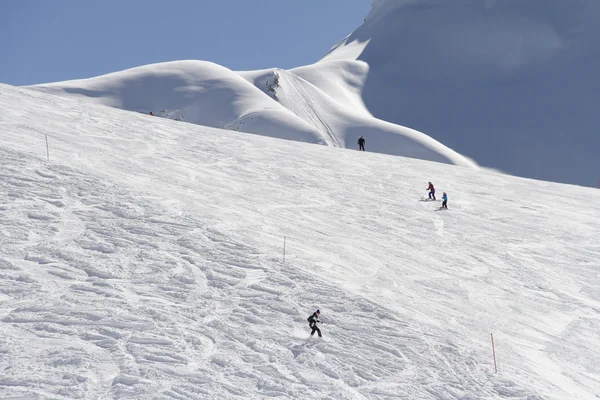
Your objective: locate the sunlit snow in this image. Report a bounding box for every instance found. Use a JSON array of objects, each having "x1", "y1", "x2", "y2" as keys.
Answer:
[{"x1": 1, "y1": 83, "x2": 599, "y2": 399}]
